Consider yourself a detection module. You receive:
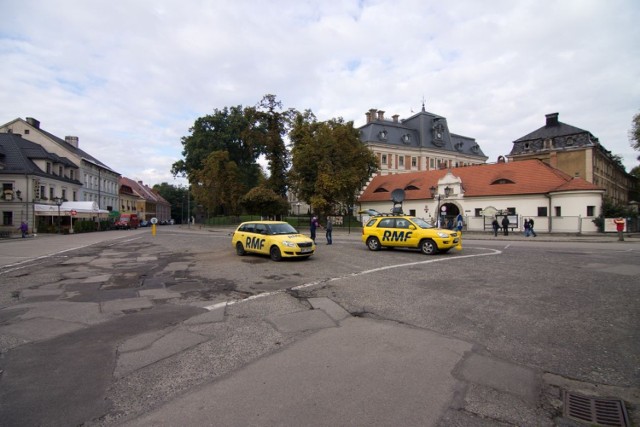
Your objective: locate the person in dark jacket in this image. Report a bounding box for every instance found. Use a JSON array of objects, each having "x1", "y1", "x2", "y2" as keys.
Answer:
[
  {"x1": 492, "y1": 218, "x2": 499, "y2": 237},
  {"x1": 501, "y1": 216, "x2": 510, "y2": 236}
]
